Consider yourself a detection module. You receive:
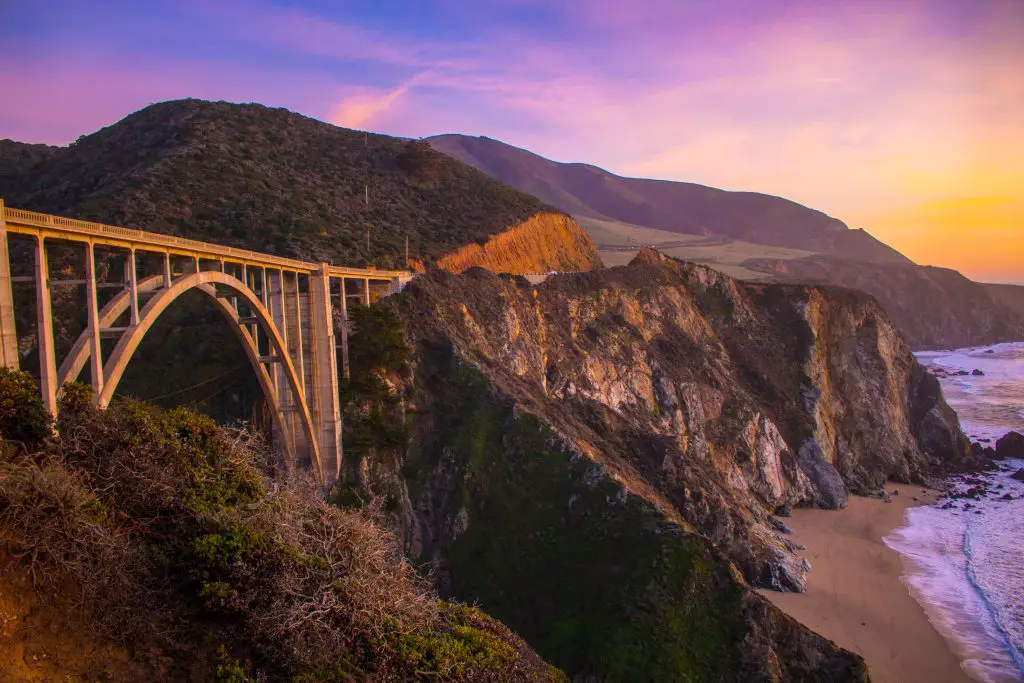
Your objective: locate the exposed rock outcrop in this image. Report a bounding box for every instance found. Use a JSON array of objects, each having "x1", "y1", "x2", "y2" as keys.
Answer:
[
  {"x1": 348, "y1": 249, "x2": 968, "y2": 680},
  {"x1": 436, "y1": 212, "x2": 602, "y2": 274},
  {"x1": 996, "y1": 431, "x2": 1024, "y2": 460}
]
